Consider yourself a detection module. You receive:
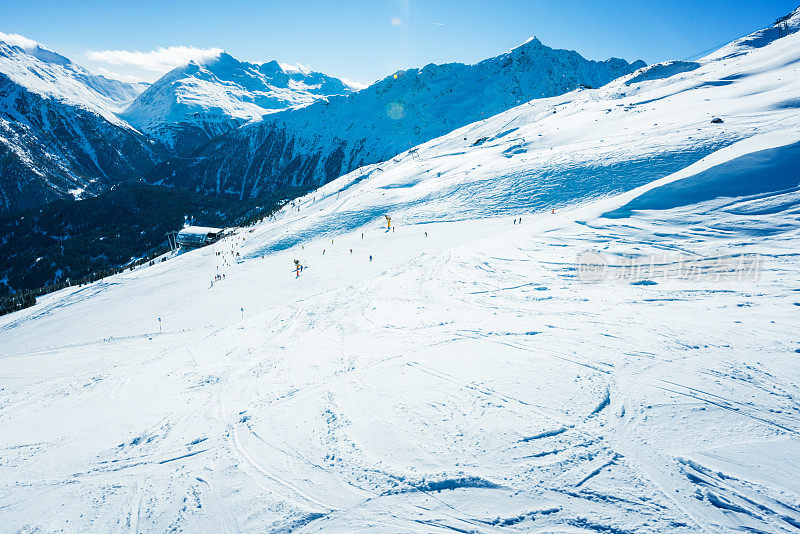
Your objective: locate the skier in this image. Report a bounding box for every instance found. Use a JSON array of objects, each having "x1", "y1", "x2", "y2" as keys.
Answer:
[
  {"x1": 425, "y1": 231, "x2": 428, "y2": 238},
  {"x1": 369, "y1": 255, "x2": 373, "y2": 262},
  {"x1": 294, "y1": 259, "x2": 301, "y2": 277},
  {"x1": 551, "y1": 208, "x2": 555, "y2": 214},
  {"x1": 385, "y1": 215, "x2": 391, "y2": 230}
]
